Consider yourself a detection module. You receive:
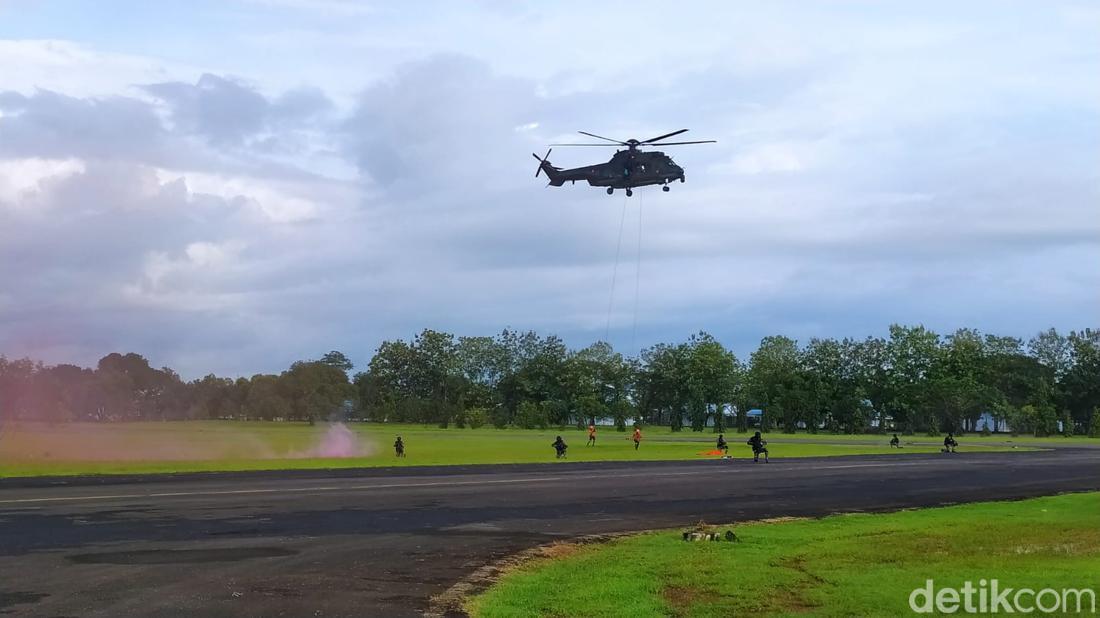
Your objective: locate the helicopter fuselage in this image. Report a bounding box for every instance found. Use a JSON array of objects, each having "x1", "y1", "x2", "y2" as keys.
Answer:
[{"x1": 541, "y1": 150, "x2": 685, "y2": 189}]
